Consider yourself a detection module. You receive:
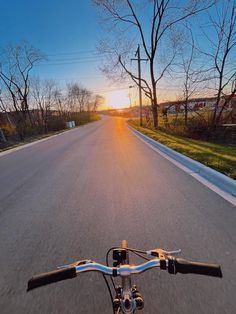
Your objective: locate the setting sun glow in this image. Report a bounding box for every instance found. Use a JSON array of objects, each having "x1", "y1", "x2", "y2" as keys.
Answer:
[{"x1": 107, "y1": 91, "x2": 130, "y2": 109}]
